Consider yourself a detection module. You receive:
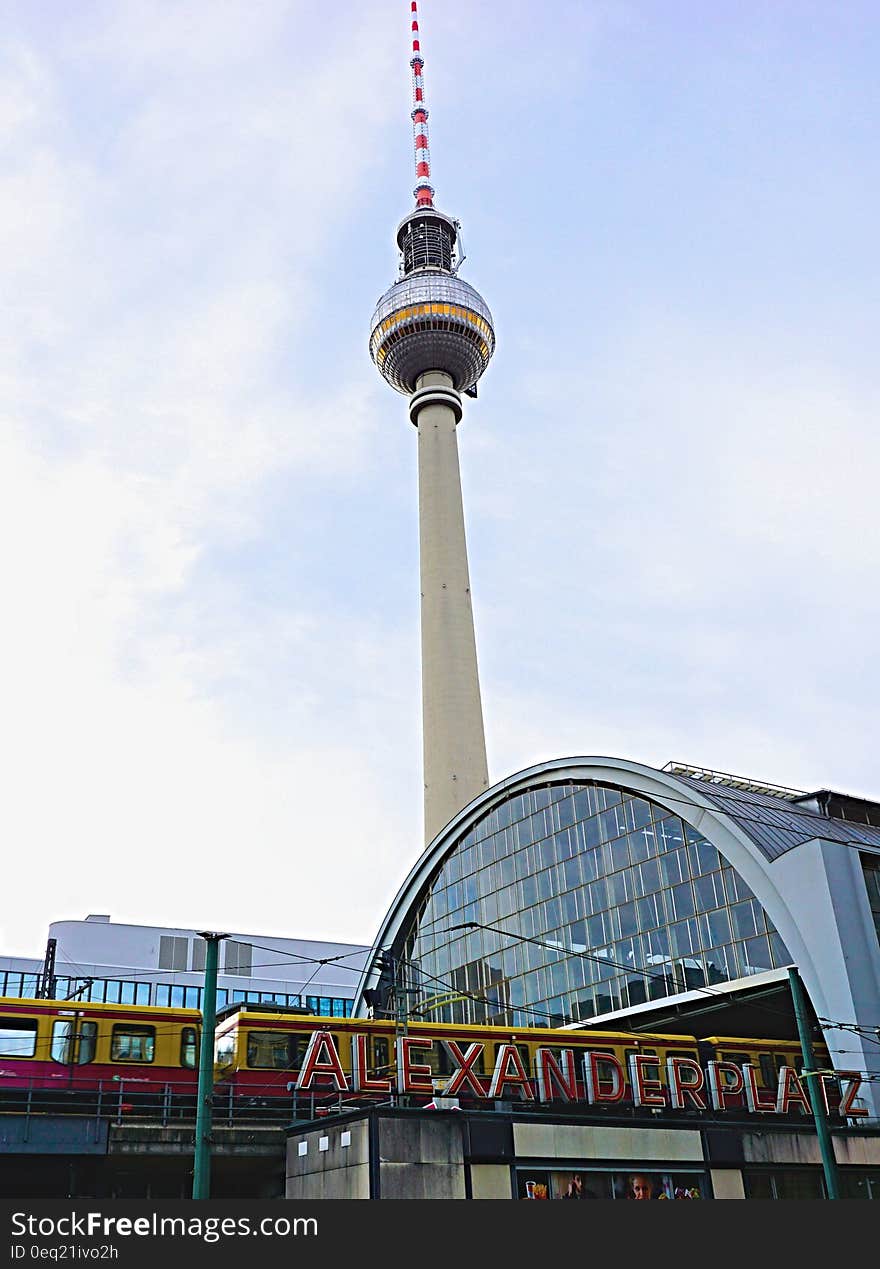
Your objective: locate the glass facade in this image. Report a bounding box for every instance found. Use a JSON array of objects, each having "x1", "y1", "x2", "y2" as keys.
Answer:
[{"x1": 402, "y1": 780, "x2": 792, "y2": 1027}]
